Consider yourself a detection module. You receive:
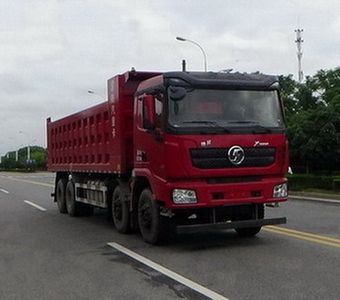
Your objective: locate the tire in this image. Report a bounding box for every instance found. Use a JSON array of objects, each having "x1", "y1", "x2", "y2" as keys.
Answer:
[
  {"x1": 235, "y1": 204, "x2": 264, "y2": 237},
  {"x1": 112, "y1": 186, "x2": 130, "y2": 233},
  {"x1": 56, "y1": 179, "x2": 67, "y2": 214},
  {"x1": 235, "y1": 226, "x2": 262, "y2": 237},
  {"x1": 138, "y1": 189, "x2": 174, "y2": 244},
  {"x1": 65, "y1": 181, "x2": 81, "y2": 217}
]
